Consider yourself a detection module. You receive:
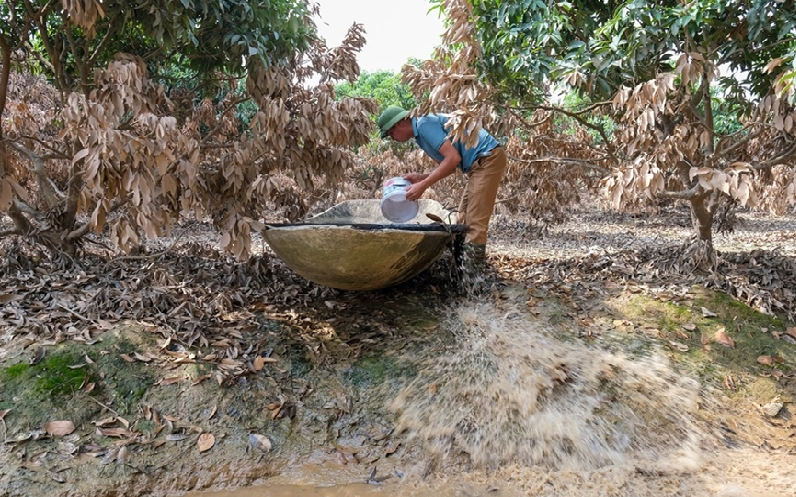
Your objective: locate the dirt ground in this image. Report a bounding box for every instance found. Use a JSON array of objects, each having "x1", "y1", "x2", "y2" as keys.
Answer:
[{"x1": 1, "y1": 203, "x2": 795, "y2": 497}]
